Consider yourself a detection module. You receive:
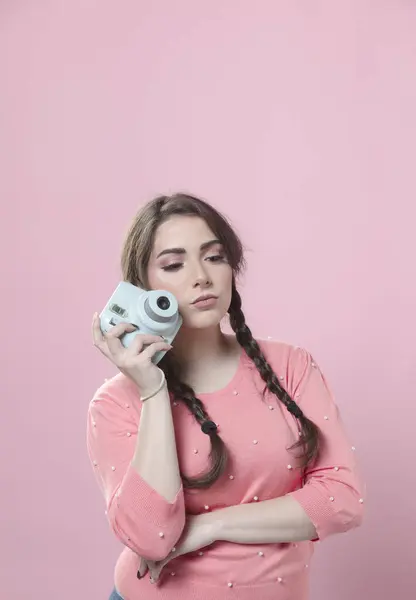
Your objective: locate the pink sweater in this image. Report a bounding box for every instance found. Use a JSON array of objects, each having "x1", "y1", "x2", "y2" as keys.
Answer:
[{"x1": 87, "y1": 339, "x2": 364, "y2": 600}]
